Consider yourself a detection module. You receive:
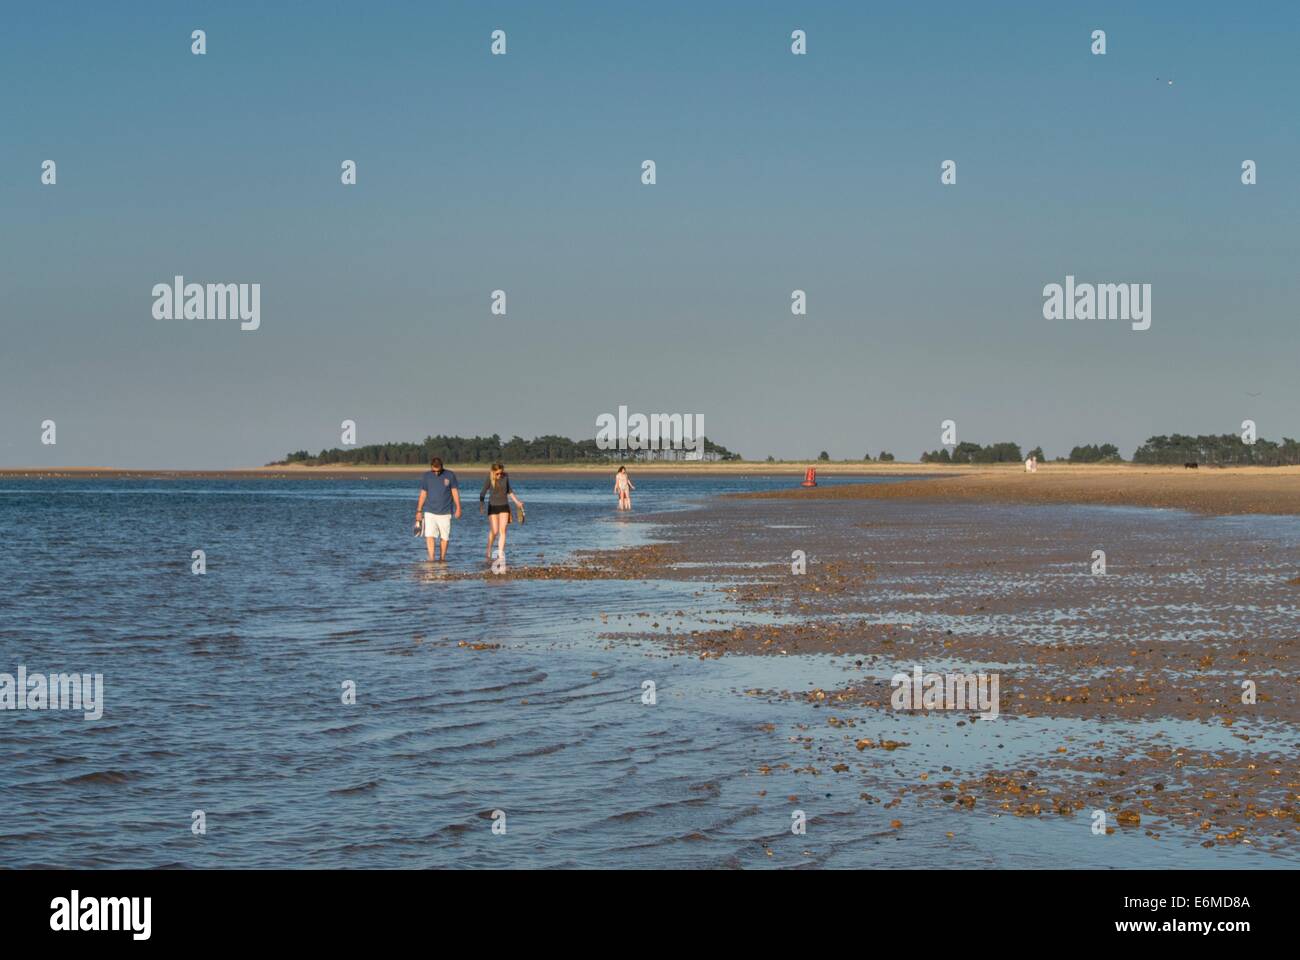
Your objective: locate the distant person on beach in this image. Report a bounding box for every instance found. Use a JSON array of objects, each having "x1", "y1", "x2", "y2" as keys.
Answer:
[
  {"x1": 480, "y1": 462, "x2": 524, "y2": 564},
  {"x1": 416, "y1": 457, "x2": 461, "y2": 561},
  {"x1": 614, "y1": 466, "x2": 634, "y2": 510}
]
